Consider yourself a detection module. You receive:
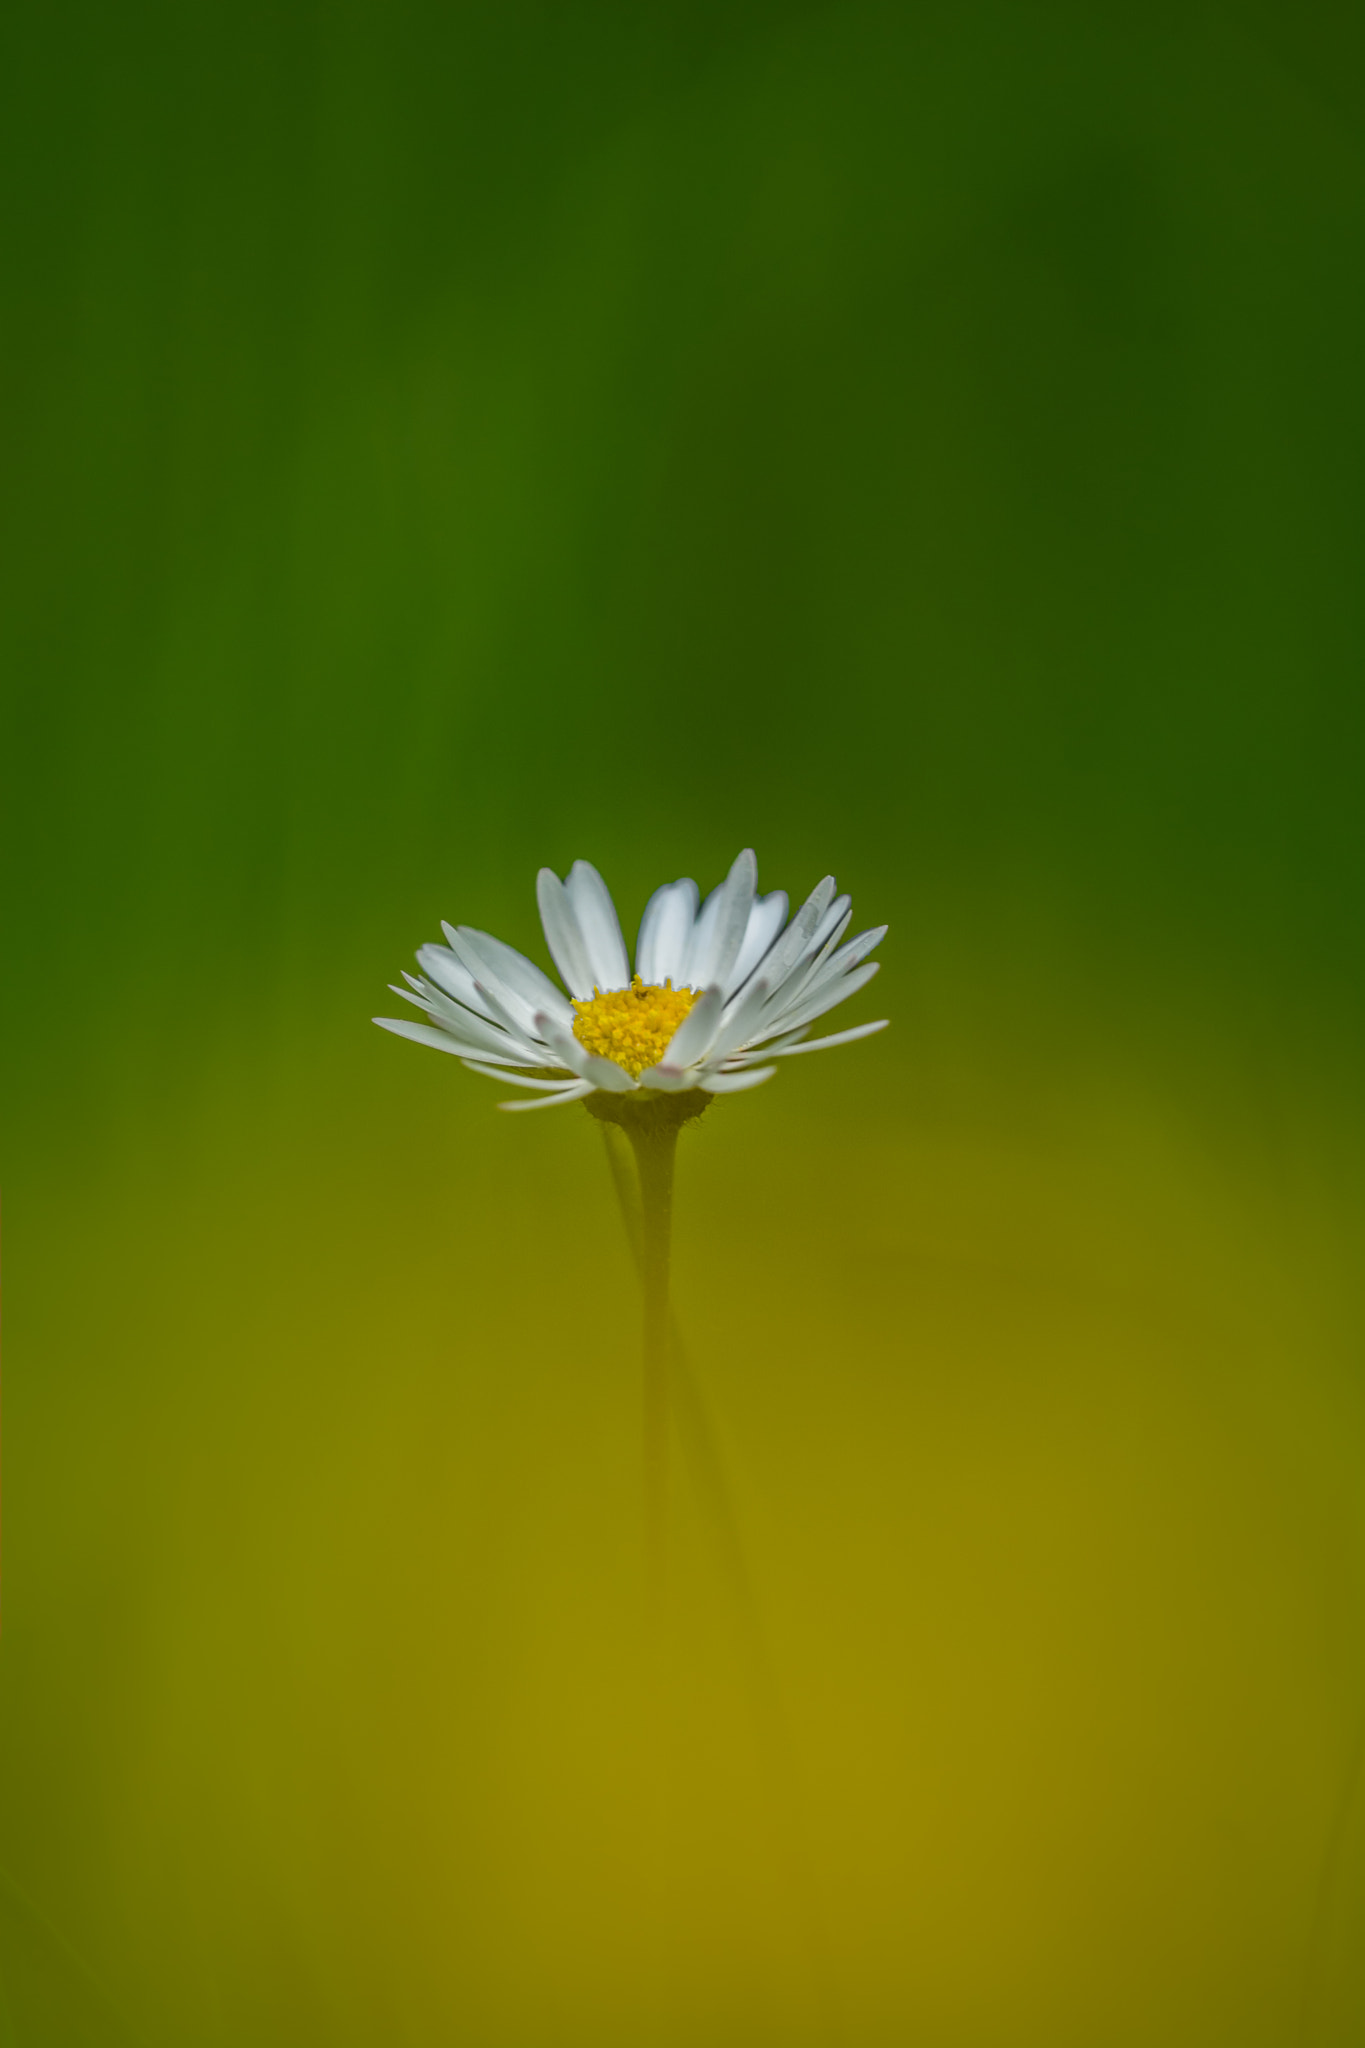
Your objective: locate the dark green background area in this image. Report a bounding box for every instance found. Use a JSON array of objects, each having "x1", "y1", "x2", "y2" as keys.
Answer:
[
  {"x1": 5, "y1": 1, "x2": 1364, "y2": 1069},
  {"x1": 3, "y1": 5, "x2": 1365, "y2": 2045}
]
